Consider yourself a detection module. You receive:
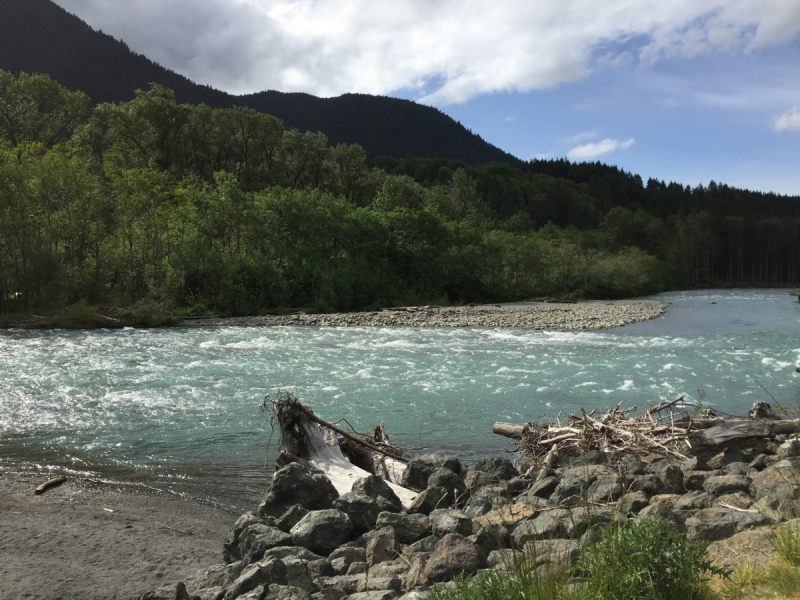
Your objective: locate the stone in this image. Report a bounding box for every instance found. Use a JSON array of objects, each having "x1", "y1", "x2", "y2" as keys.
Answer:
[
  {"x1": 283, "y1": 558, "x2": 318, "y2": 593},
  {"x1": 258, "y1": 463, "x2": 340, "y2": 519},
  {"x1": 417, "y1": 453, "x2": 463, "y2": 474},
  {"x1": 141, "y1": 582, "x2": 191, "y2": 600},
  {"x1": 423, "y1": 534, "x2": 480, "y2": 582},
  {"x1": 524, "y1": 539, "x2": 580, "y2": 566},
  {"x1": 674, "y1": 491, "x2": 714, "y2": 511},
  {"x1": 407, "y1": 536, "x2": 441, "y2": 554},
  {"x1": 749, "y1": 459, "x2": 800, "y2": 520},
  {"x1": 346, "y1": 562, "x2": 368, "y2": 575},
  {"x1": 549, "y1": 465, "x2": 615, "y2": 505},
  {"x1": 617, "y1": 454, "x2": 647, "y2": 476},
  {"x1": 749, "y1": 454, "x2": 779, "y2": 473},
  {"x1": 511, "y1": 510, "x2": 570, "y2": 547},
  {"x1": 712, "y1": 492, "x2": 754, "y2": 510},
  {"x1": 429, "y1": 509, "x2": 473, "y2": 537},
  {"x1": 407, "y1": 486, "x2": 449, "y2": 515},
  {"x1": 400, "y1": 460, "x2": 436, "y2": 492},
  {"x1": 403, "y1": 554, "x2": 429, "y2": 592},
  {"x1": 473, "y1": 502, "x2": 539, "y2": 530},
  {"x1": 291, "y1": 509, "x2": 354, "y2": 556},
  {"x1": 267, "y1": 584, "x2": 310, "y2": 600},
  {"x1": 398, "y1": 592, "x2": 432, "y2": 600},
  {"x1": 224, "y1": 557, "x2": 287, "y2": 600},
  {"x1": 275, "y1": 505, "x2": 310, "y2": 533},
  {"x1": 638, "y1": 502, "x2": 687, "y2": 533},
  {"x1": 587, "y1": 476, "x2": 625, "y2": 502},
  {"x1": 520, "y1": 476, "x2": 559, "y2": 500},
  {"x1": 469, "y1": 522, "x2": 511, "y2": 554},
  {"x1": 330, "y1": 547, "x2": 367, "y2": 575},
  {"x1": 184, "y1": 564, "x2": 241, "y2": 596},
  {"x1": 333, "y1": 493, "x2": 382, "y2": 534},
  {"x1": 308, "y1": 559, "x2": 333, "y2": 579},
  {"x1": 748, "y1": 400, "x2": 782, "y2": 420},
  {"x1": 368, "y1": 560, "x2": 410, "y2": 579},
  {"x1": 645, "y1": 461, "x2": 685, "y2": 494},
  {"x1": 722, "y1": 462, "x2": 749, "y2": 477},
  {"x1": 504, "y1": 476, "x2": 529, "y2": 496},
  {"x1": 426, "y1": 468, "x2": 467, "y2": 504},
  {"x1": 704, "y1": 475, "x2": 751, "y2": 496},
  {"x1": 463, "y1": 469, "x2": 494, "y2": 491},
  {"x1": 366, "y1": 527, "x2": 401, "y2": 566},
  {"x1": 777, "y1": 439, "x2": 800, "y2": 460},
  {"x1": 264, "y1": 547, "x2": 324, "y2": 562},
  {"x1": 463, "y1": 485, "x2": 511, "y2": 519},
  {"x1": 339, "y1": 592, "x2": 396, "y2": 600},
  {"x1": 193, "y1": 587, "x2": 224, "y2": 600},
  {"x1": 375, "y1": 512, "x2": 429, "y2": 544},
  {"x1": 351, "y1": 475, "x2": 404, "y2": 513},
  {"x1": 681, "y1": 456, "x2": 709, "y2": 473},
  {"x1": 473, "y1": 457, "x2": 518, "y2": 481},
  {"x1": 683, "y1": 470, "x2": 718, "y2": 492},
  {"x1": 685, "y1": 507, "x2": 769, "y2": 541},
  {"x1": 236, "y1": 524, "x2": 293, "y2": 565},
  {"x1": 627, "y1": 475, "x2": 662, "y2": 496},
  {"x1": 223, "y1": 512, "x2": 260, "y2": 563},
  {"x1": 486, "y1": 549, "x2": 523, "y2": 570},
  {"x1": 707, "y1": 448, "x2": 747, "y2": 471},
  {"x1": 564, "y1": 506, "x2": 614, "y2": 538},
  {"x1": 618, "y1": 491, "x2": 650, "y2": 514}
]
